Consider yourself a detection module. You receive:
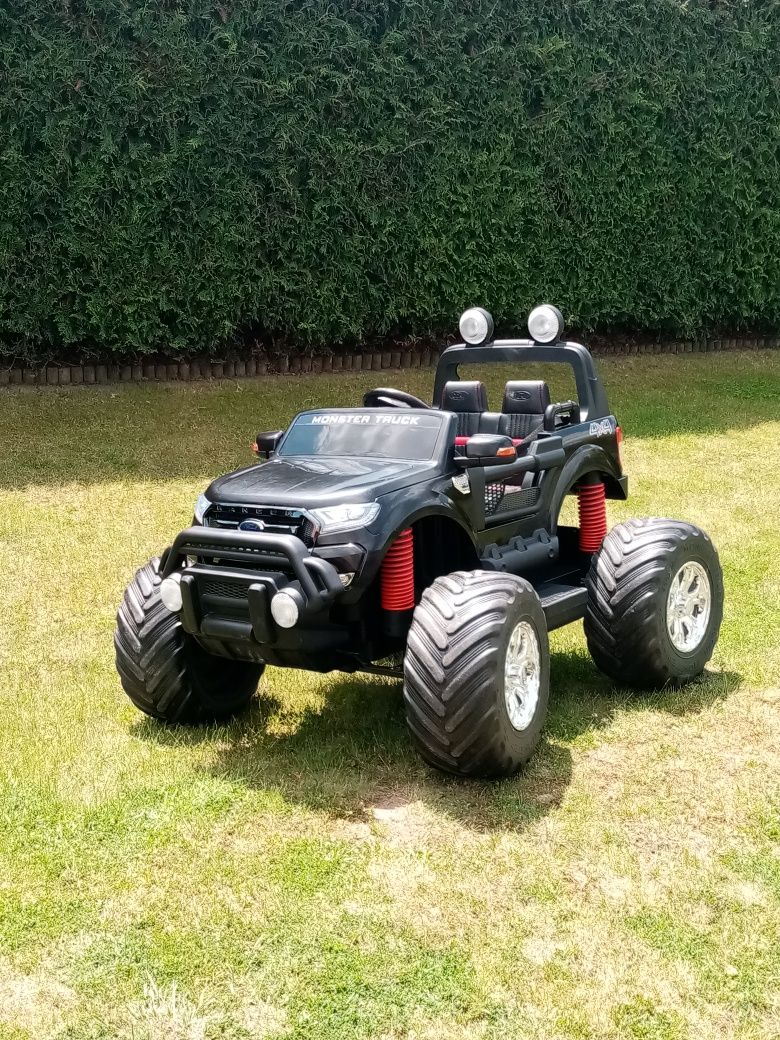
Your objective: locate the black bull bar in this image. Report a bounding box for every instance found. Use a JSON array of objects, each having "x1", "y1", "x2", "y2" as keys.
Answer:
[{"x1": 161, "y1": 526, "x2": 344, "y2": 643}]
